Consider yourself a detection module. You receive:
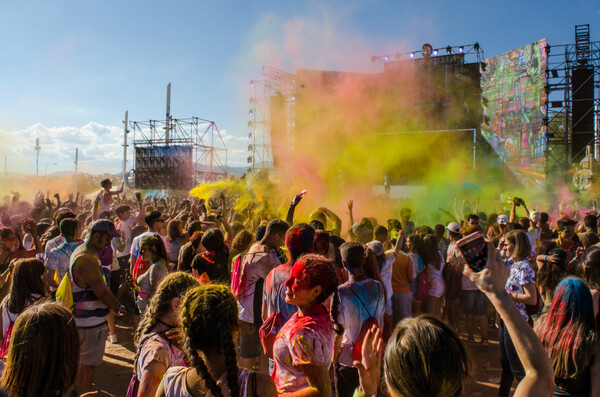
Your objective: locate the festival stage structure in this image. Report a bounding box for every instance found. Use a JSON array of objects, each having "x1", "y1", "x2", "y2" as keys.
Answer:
[
  {"x1": 250, "y1": 24, "x2": 599, "y2": 191},
  {"x1": 544, "y1": 24, "x2": 600, "y2": 190},
  {"x1": 248, "y1": 67, "x2": 296, "y2": 174},
  {"x1": 127, "y1": 84, "x2": 227, "y2": 190}
]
